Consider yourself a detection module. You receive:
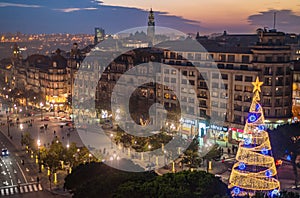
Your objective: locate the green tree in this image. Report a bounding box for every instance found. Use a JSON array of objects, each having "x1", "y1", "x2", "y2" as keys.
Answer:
[
  {"x1": 43, "y1": 139, "x2": 66, "y2": 174},
  {"x1": 269, "y1": 123, "x2": 300, "y2": 188},
  {"x1": 182, "y1": 135, "x2": 202, "y2": 169},
  {"x1": 64, "y1": 161, "x2": 152, "y2": 198},
  {"x1": 21, "y1": 132, "x2": 35, "y2": 150},
  {"x1": 115, "y1": 170, "x2": 228, "y2": 198}
]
